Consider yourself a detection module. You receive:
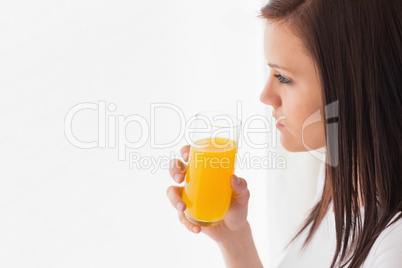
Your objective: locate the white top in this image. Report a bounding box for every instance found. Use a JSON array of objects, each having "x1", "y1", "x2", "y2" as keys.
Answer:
[{"x1": 275, "y1": 166, "x2": 402, "y2": 267}]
